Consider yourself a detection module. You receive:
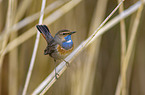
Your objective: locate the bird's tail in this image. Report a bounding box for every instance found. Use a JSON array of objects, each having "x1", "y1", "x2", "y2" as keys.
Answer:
[{"x1": 36, "y1": 25, "x2": 53, "y2": 43}]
